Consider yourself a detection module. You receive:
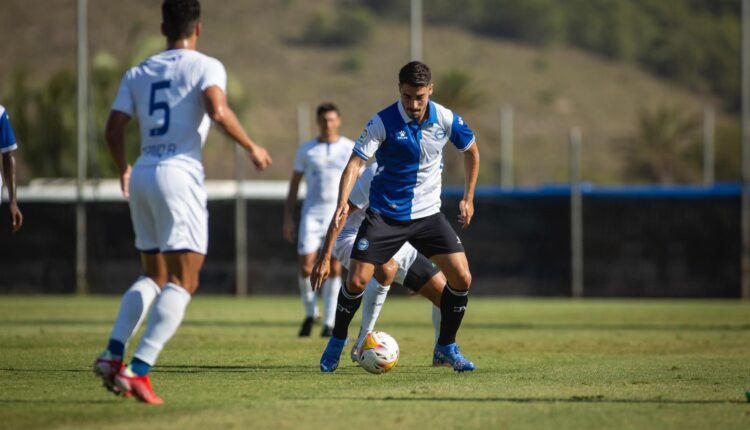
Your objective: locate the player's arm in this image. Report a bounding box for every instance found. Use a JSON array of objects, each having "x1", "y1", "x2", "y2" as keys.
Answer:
[
  {"x1": 283, "y1": 170, "x2": 303, "y2": 244},
  {"x1": 203, "y1": 86, "x2": 272, "y2": 170},
  {"x1": 332, "y1": 154, "x2": 366, "y2": 229},
  {"x1": 104, "y1": 110, "x2": 133, "y2": 198},
  {"x1": 311, "y1": 200, "x2": 359, "y2": 291},
  {"x1": 459, "y1": 141, "x2": 480, "y2": 229},
  {"x1": 1, "y1": 150, "x2": 22, "y2": 232}
]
